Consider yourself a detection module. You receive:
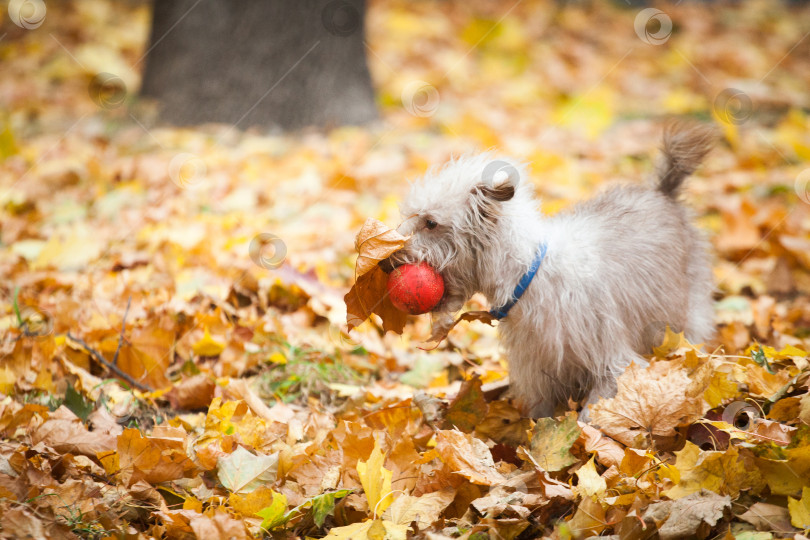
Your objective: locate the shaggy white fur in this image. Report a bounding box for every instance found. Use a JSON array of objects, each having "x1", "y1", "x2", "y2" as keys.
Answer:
[{"x1": 391, "y1": 123, "x2": 715, "y2": 420}]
